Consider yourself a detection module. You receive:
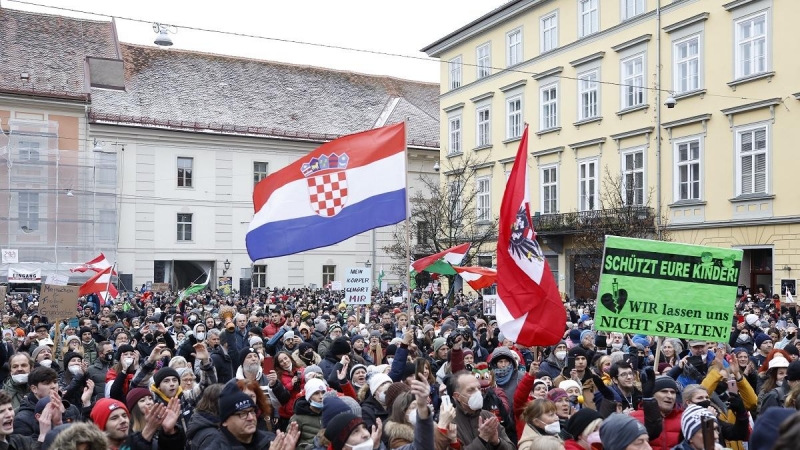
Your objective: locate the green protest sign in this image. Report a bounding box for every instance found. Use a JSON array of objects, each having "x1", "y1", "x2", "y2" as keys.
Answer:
[{"x1": 594, "y1": 236, "x2": 742, "y2": 342}]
